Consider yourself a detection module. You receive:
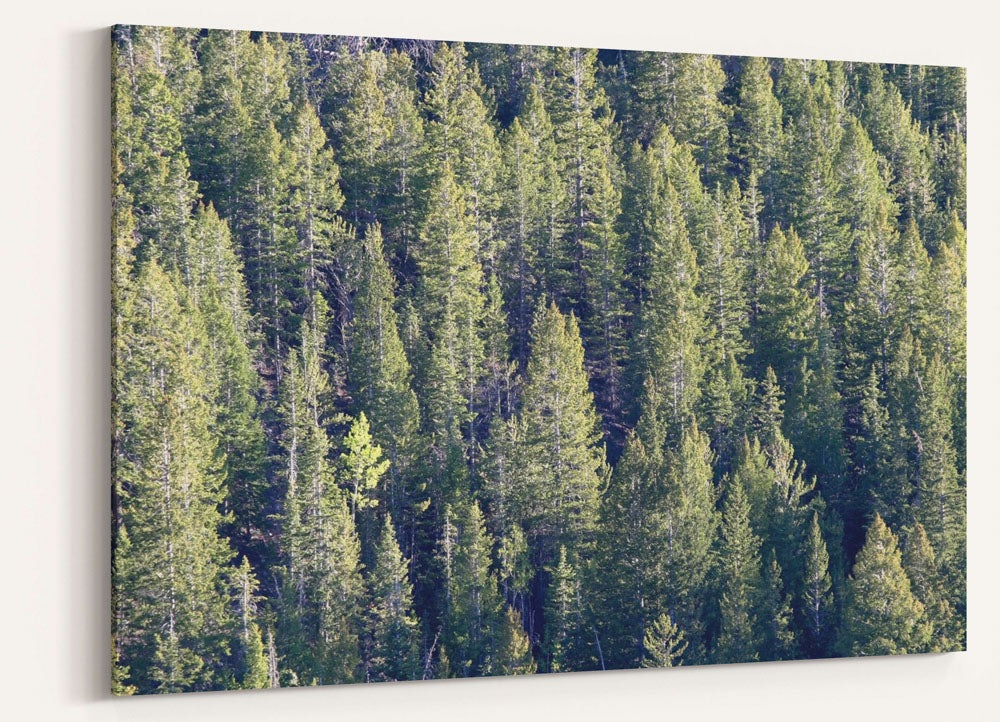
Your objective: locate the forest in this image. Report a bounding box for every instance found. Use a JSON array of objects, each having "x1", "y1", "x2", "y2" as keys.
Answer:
[{"x1": 110, "y1": 25, "x2": 967, "y2": 694}]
